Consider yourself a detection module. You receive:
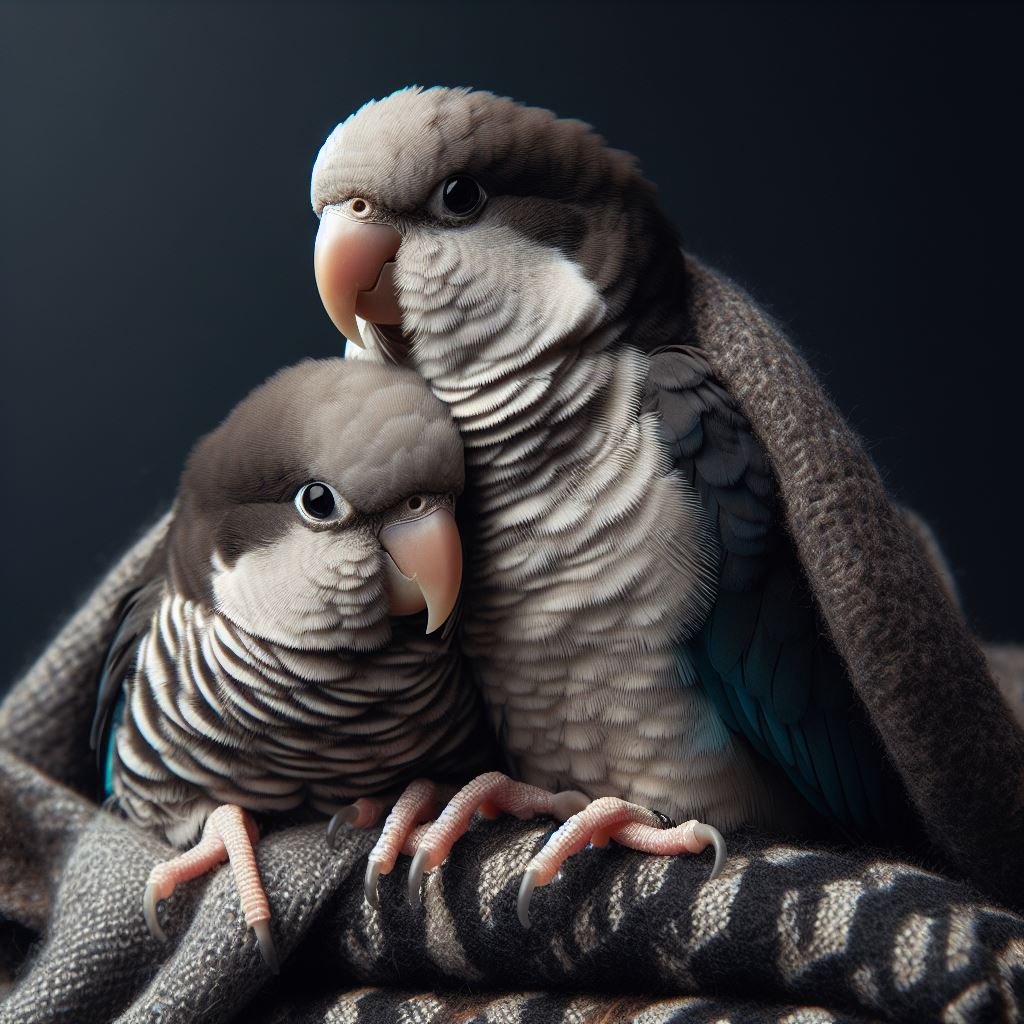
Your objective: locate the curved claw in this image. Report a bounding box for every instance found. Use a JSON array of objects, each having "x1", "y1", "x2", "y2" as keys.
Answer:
[
  {"x1": 143, "y1": 883, "x2": 168, "y2": 942},
  {"x1": 408, "y1": 846, "x2": 429, "y2": 907},
  {"x1": 252, "y1": 920, "x2": 279, "y2": 974},
  {"x1": 326, "y1": 804, "x2": 359, "y2": 849},
  {"x1": 694, "y1": 823, "x2": 727, "y2": 879},
  {"x1": 364, "y1": 858, "x2": 383, "y2": 910},
  {"x1": 517, "y1": 867, "x2": 539, "y2": 928}
]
